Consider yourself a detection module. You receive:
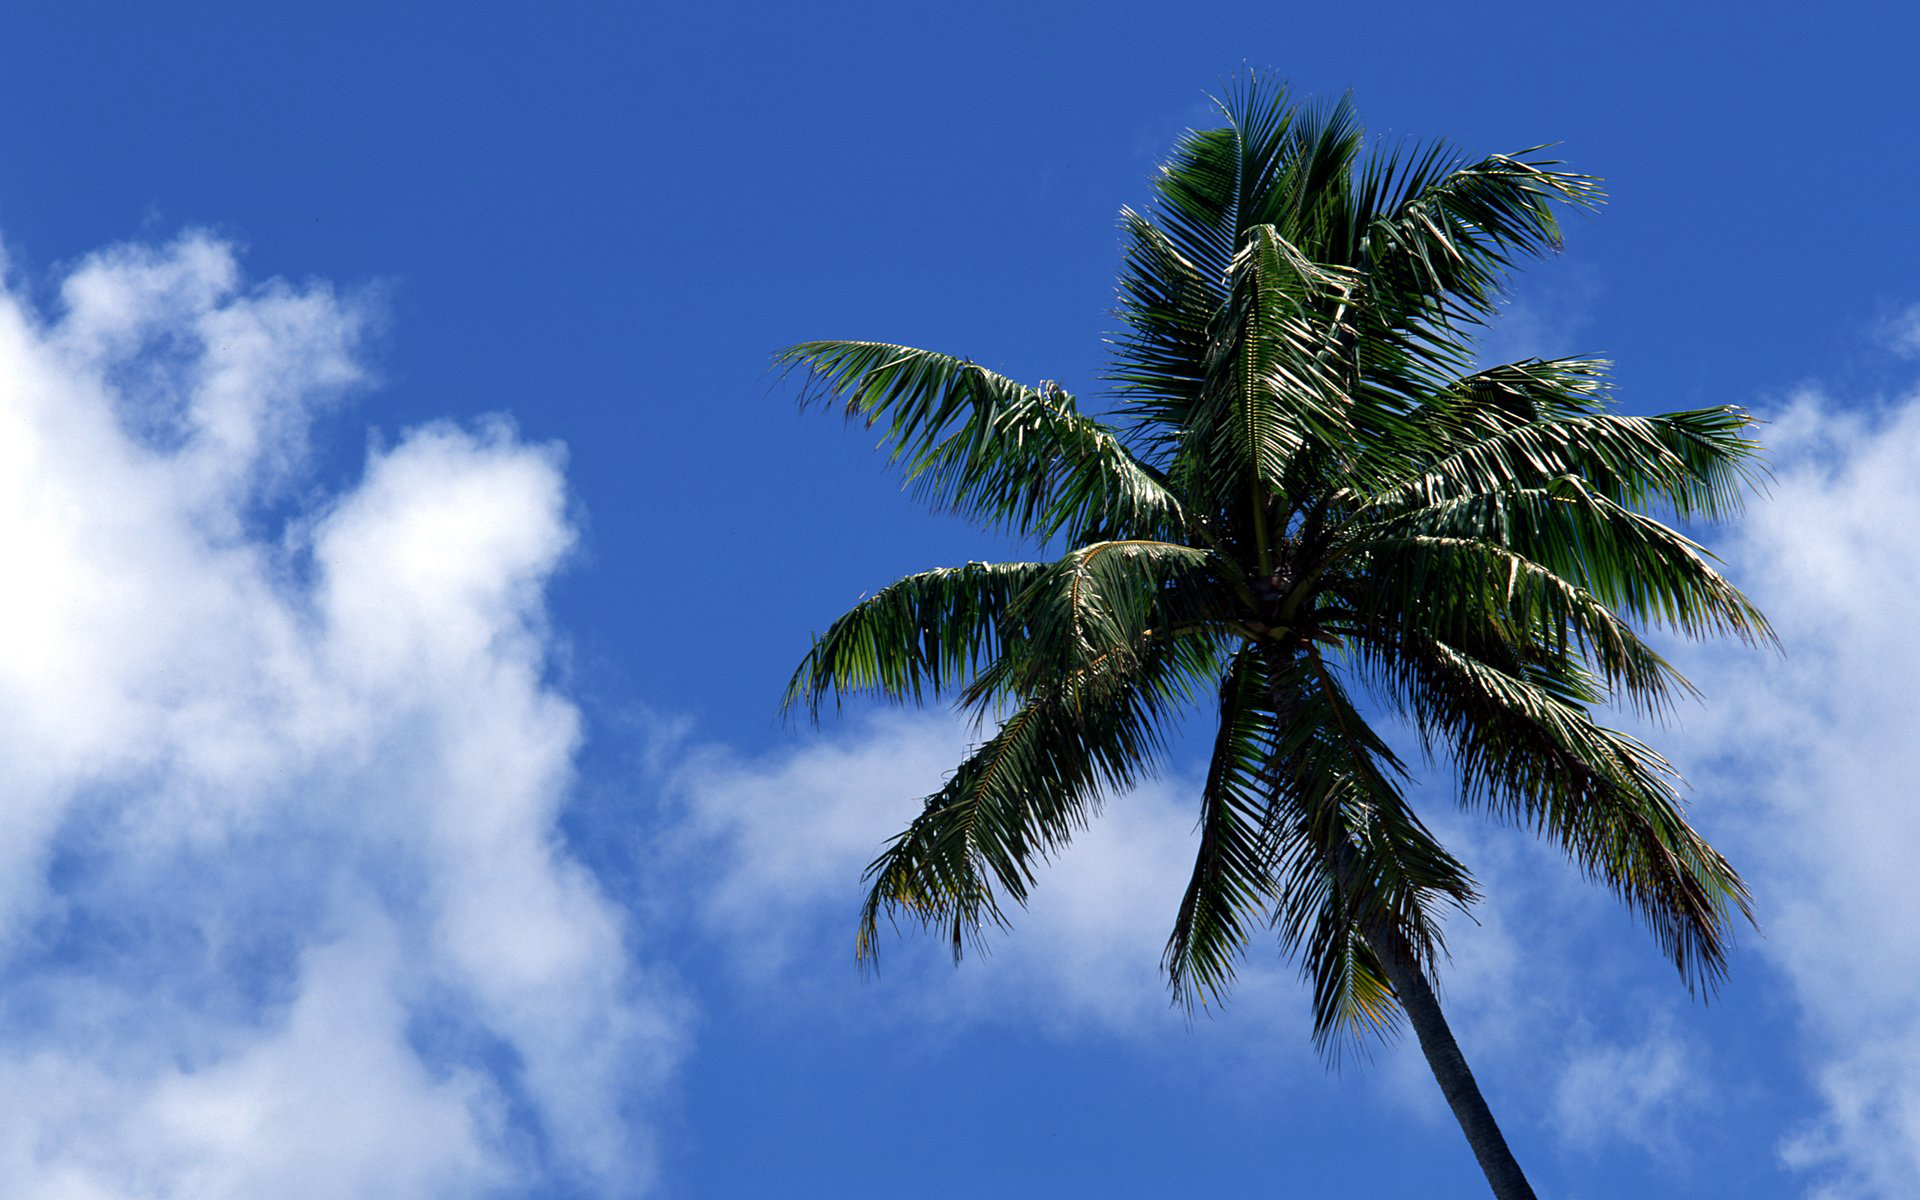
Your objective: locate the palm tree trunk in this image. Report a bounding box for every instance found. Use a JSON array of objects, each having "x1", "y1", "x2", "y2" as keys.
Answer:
[{"x1": 1372, "y1": 936, "x2": 1537, "y2": 1200}]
